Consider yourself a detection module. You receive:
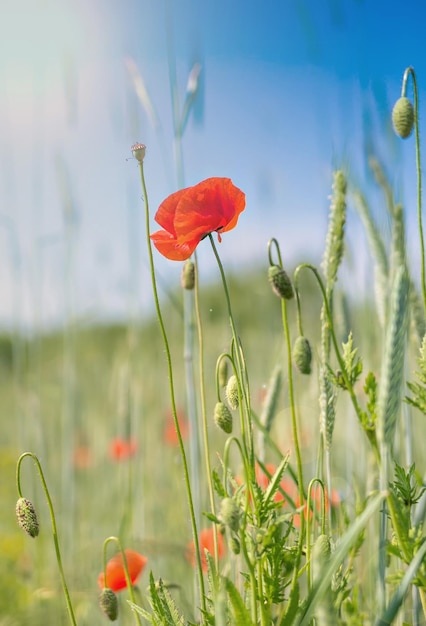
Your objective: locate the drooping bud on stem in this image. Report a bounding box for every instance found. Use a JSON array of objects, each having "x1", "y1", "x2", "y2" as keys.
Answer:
[
  {"x1": 16, "y1": 497, "x2": 39, "y2": 538},
  {"x1": 392, "y1": 97, "x2": 414, "y2": 139},
  {"x1": 293, "y1": 336, "x2": 312, "y2": 374},
  {"x1": 214, "y1": 401, "x2": 233, "y2": 433},
  {"x1": 226, "y1": 374, "x2": 239, "y2": 409},
  {"x1": 99, "y1": 587, "x2": 119, "y2": 621},
  {"x1": 220, "y1": 497, "x2": 240, "y2": 532},
  {"x1": 268, "y1": 265, "x2": 294, "y2": 300}
]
